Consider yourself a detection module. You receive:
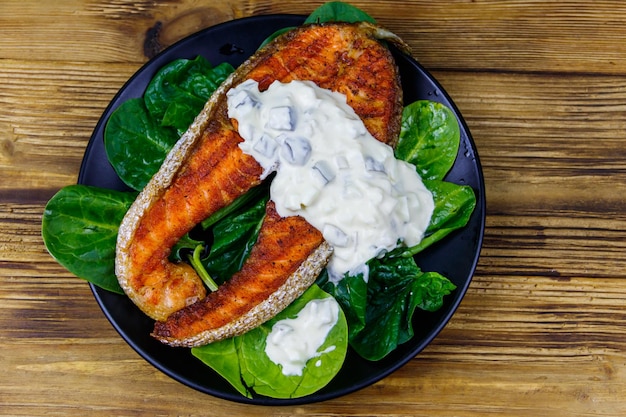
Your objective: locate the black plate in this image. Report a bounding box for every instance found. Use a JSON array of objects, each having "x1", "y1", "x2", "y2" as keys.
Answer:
[{"x1": 78, "y1": 14, "x2": 485, "y2": 405}]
